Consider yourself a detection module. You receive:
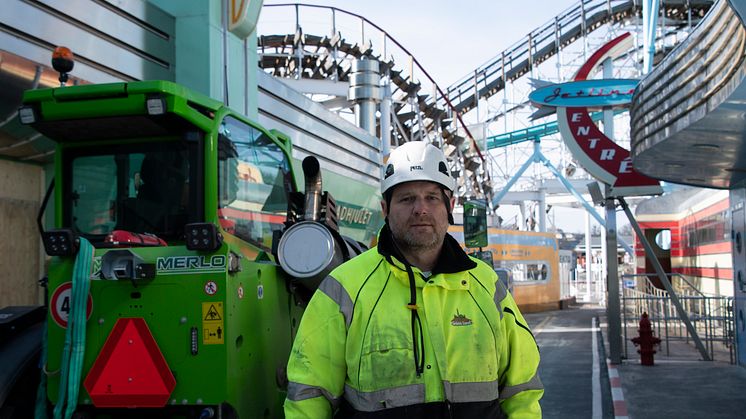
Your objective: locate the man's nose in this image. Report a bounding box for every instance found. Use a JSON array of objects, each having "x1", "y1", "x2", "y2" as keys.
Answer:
[{"x1": 412, "y1": 197, "x2": 429, "y2": 214}]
